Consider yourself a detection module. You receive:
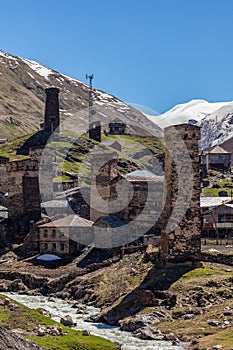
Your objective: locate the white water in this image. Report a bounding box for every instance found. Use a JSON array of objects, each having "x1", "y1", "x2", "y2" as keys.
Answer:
[{"x1": 3, "y1": 293, "x2": 187, "y2": 350}]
